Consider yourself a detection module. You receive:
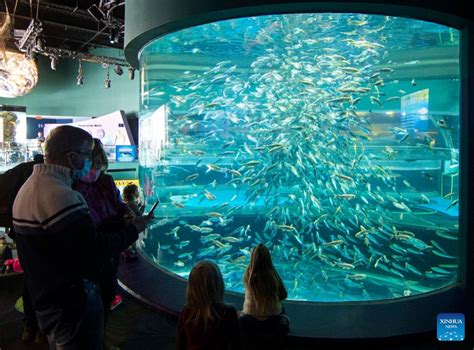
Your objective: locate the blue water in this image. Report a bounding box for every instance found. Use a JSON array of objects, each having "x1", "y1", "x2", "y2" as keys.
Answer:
[
  {"x1": 137, "y1": 13, "x2": 460, "y2": 302},
  {"x1": 419, "y1": 197, "x2": 459, "y2": 217}
]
